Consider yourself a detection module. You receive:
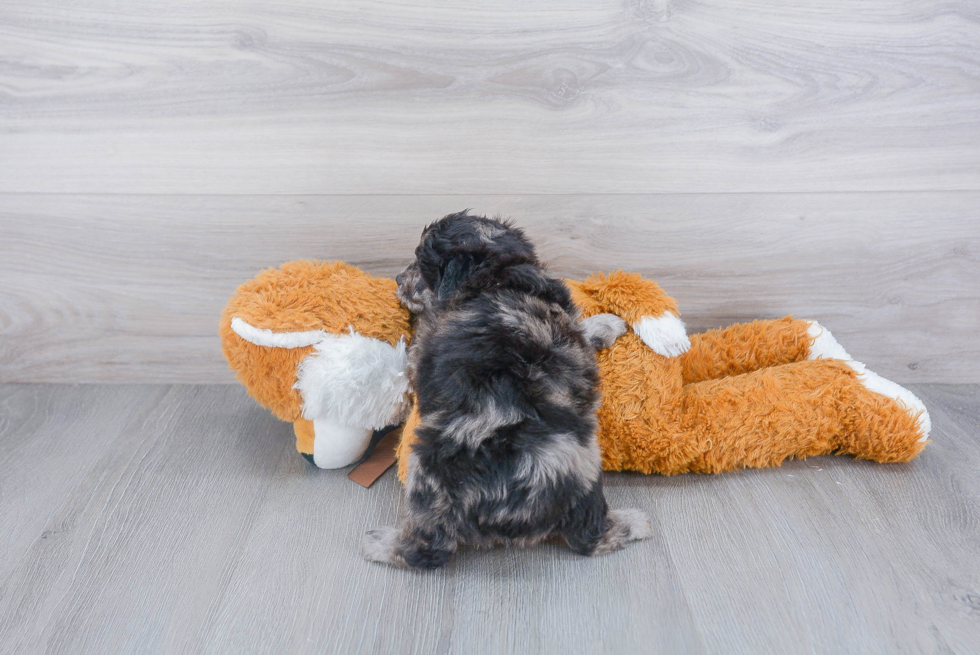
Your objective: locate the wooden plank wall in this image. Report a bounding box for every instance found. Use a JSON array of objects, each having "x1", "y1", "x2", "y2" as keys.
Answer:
[{"x1": 1, "y1": 0, "x2": 978, "y2": 383}]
